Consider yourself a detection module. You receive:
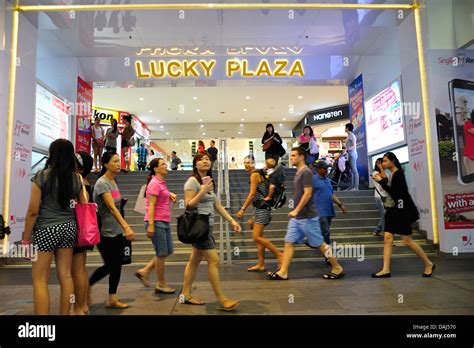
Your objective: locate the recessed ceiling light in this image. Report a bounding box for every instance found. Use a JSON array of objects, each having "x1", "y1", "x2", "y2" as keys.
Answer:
[
  {"x1": 166, "y1": 132, "x2": 169, "y2": 135},
  {"x1": 243, "y1": 108, "x2": 247, "y2": 112},
  {"x1": 200, "y1": 124, "x2": 204, "y2": 128},
  {"x1": 283, "y1": 118, "x2": 287, "y2": 121},
  {"x1": 193, "y1": 97, "x2": 197, "y2": 100},
  {"x1": 149, "y1": 110, "x2": 153, "y2": 113},
  {"x1": 139, "y1": 97, "x2": 144, "y2": 101},
  {"x1": 156, "y1": 120, "x2": 160, "y2": 123},
  {"x1": 241, "y1": 118, "x2": 245, "y2": 121},
  {"x1": 240, "y1": 124, "x2": 243, "y2": 127},
  {"x1": 238, "y1": 131, "x2": 242, "y2": 135},
  {"x1": 202, "y1": 132, "x2": 206, "y2": 135},
  {"x1": 298, "y1": 96, "x2": 303, "y2": 99},
  {"x1": 245, "y1": 96, "x2": 250, "y2": 100},
  {"x1": 279, "y1": 123, "x2": 283, "y2": 127},
  {"x1": 160, "y1": 125, "x2": 163, "y2": 129},
  {"x1": 196, "y1": 109, "x2": 200, "y2": 112}
]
